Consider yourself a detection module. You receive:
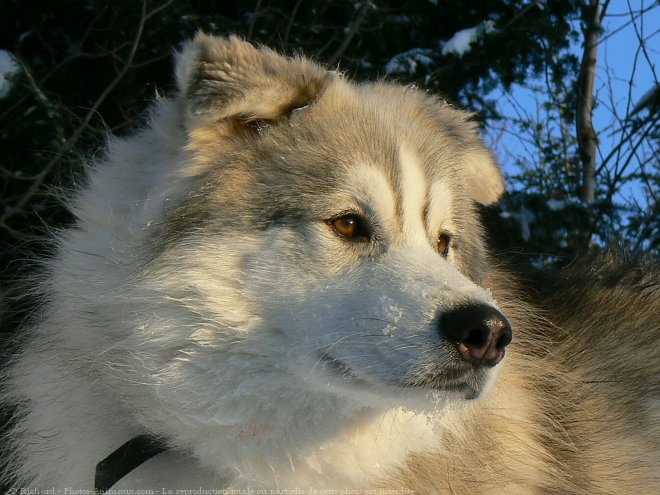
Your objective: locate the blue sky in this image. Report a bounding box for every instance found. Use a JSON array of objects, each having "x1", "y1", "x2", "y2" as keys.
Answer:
[{"x1": 490, "y1": 1, "x2": 658, "y2": 211}]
